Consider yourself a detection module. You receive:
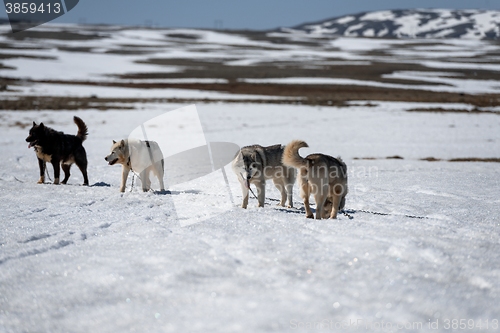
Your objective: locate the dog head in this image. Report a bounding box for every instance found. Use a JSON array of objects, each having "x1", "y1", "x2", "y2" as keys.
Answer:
[
  {"x1": 233, "y1": 151, "x2": 261, "y2": 188},
  {"x1": 25, "y1": 121, "x2": 45, "y2": 148},
  {"x1": 105, "y1": 140, "x2": 127, "y2": 166}
]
